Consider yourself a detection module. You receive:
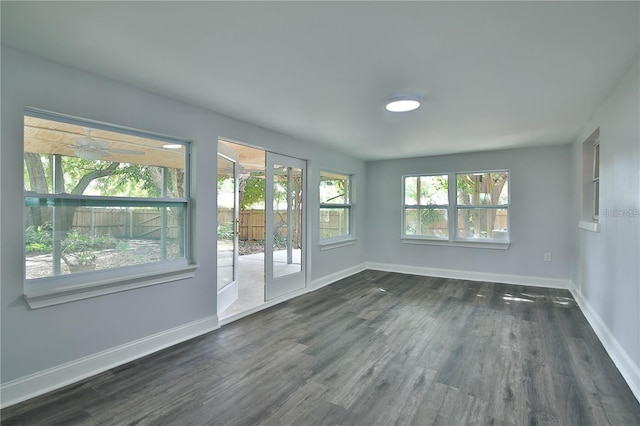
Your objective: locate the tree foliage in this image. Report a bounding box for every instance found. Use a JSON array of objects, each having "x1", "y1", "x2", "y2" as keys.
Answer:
[{"x1": 240, "y1": 176, "x2": 265, "y2": 210}]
